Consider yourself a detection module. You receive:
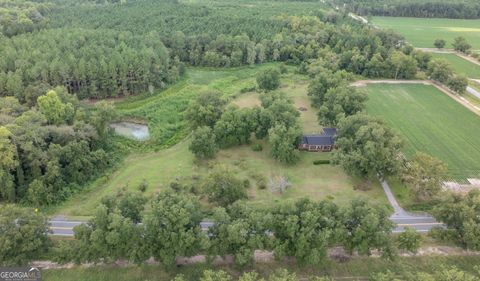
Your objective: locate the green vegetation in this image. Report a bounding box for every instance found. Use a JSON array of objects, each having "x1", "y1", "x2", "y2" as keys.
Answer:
[
  {"x1": 336, "y1": 0, "x2": 480, "y2": 19},
  {"x1": 431, "y1": 53, "x2": 480, "y2": 78},
  {"x1": 365, "y1": 83, "x2": 480, "y2": 181},
  {"x1": 0, "y1": 205, "x2": 50, "y2": 266},
  {"x1": 51, "y1": 68, "x2": 388, "y2": 218},
  {"x1": 42, "y1": 256, "x2": 480, "y2": 281},
  {"x1": 372, "y1": 17, "x2": 480, "y2": 49}
]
